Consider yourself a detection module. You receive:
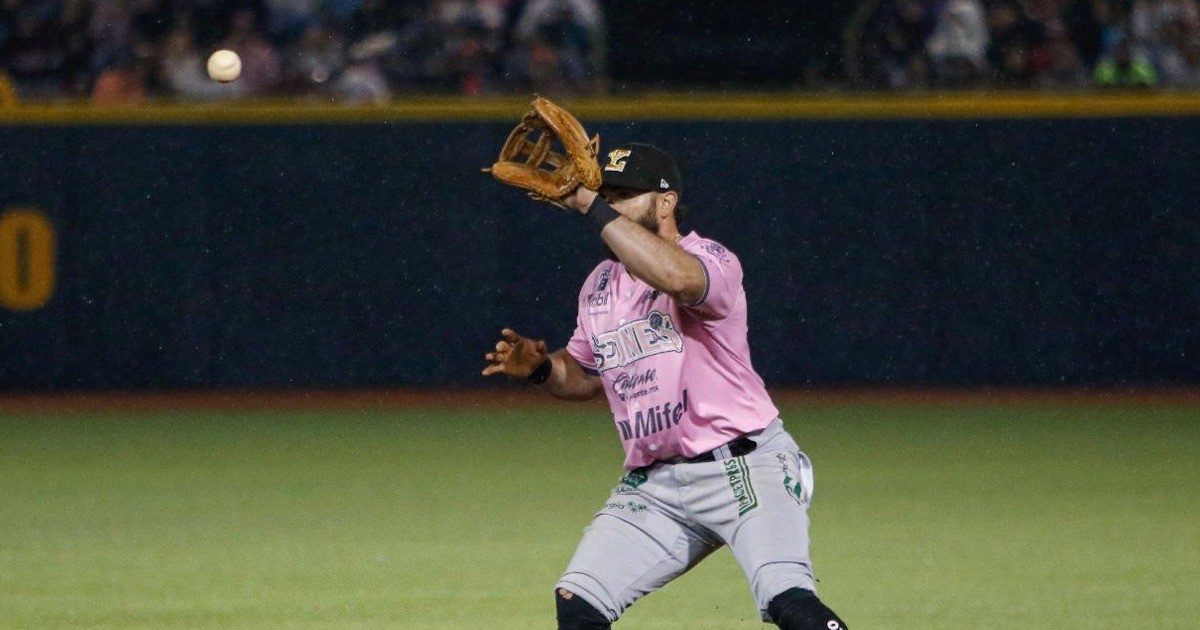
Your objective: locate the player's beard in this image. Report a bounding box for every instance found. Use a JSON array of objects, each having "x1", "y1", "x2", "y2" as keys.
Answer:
[{"x1": 606, "y1": 202, "x2": 660, "y2": 261}]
